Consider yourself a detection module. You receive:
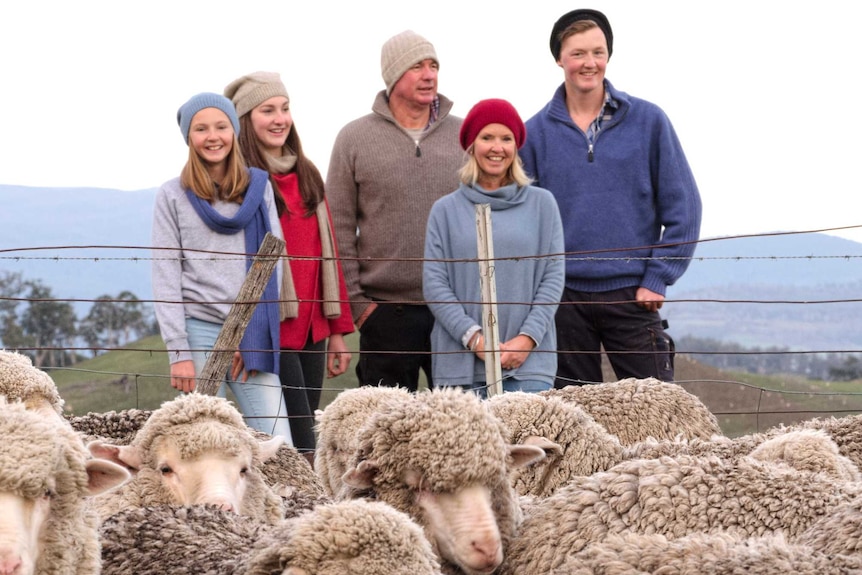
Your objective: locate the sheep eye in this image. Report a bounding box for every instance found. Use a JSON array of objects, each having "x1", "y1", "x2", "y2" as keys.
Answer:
[
  {"x1": 43, "y1": 490, "x2": 54, "y2": 499},
  {"x1": 160, "y1": 466, "x2": 173, "y2": 475},
  {"x1": 240, "y1": 466, "x2": 249, "y2": 475}
]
